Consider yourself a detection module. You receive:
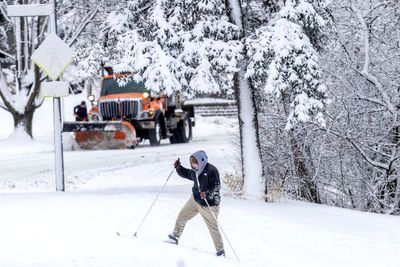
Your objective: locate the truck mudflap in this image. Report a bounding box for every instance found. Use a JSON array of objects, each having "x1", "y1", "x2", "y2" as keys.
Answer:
[{"x1": 63, "y1": 121, "x2": 137, "y2": 149}]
